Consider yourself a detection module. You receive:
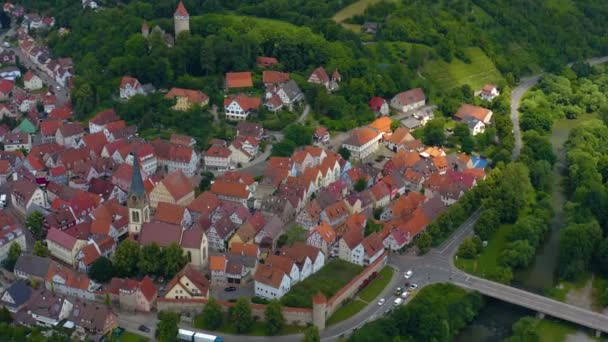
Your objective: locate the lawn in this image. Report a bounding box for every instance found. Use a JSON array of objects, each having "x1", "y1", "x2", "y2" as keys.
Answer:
[
  {"x1": 422, "y1": 47, "x2": 504, "y2": 91},
  {"x1": 119, "y1": 332, "x2": 149, "y2": 342},
  {"x1": 326, "y1": 299, "x2": 367, "y2": 326},
  {"x1": 358, "y1": 266, "x2": 394, "y2": 302},
  {"x1": 536, "y1": 319, "x2": 605, "y2": 342},
  {"x1": 281, "y1": 260, "x2": 363, "y2": 308},
  {"x1": 455, "y1": 224, "x2": 514, "y2": 277},
  {"x1": 332, "y1": 0, "x2": 387, "y2": 23},
  {"x1": 193, "y1": 314, "x2": 306, "y2": 336}
]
